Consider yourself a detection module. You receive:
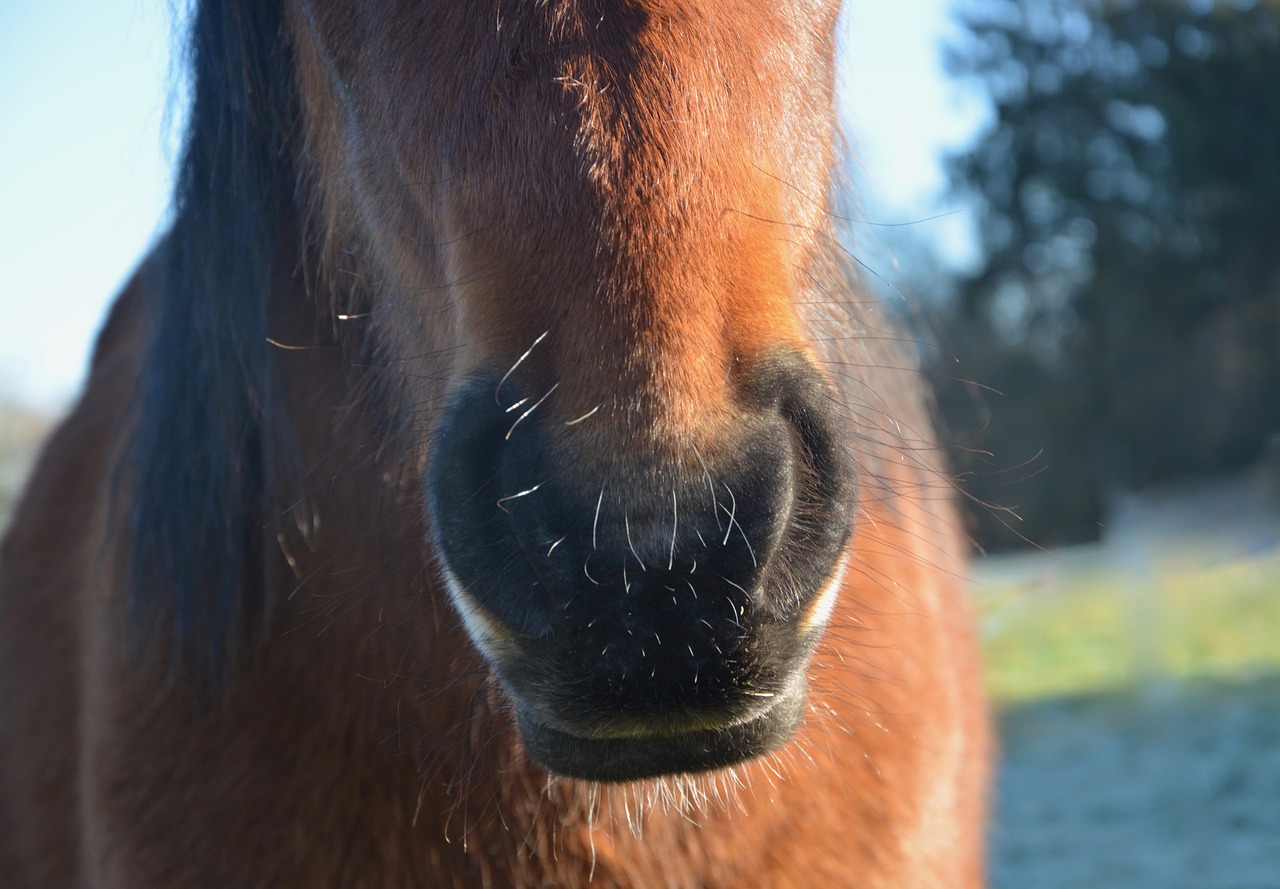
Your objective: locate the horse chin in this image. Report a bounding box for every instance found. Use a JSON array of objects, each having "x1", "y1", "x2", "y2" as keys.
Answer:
[{"x1": 515, "y1": 689, "x2": 806, "y2": 782}]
